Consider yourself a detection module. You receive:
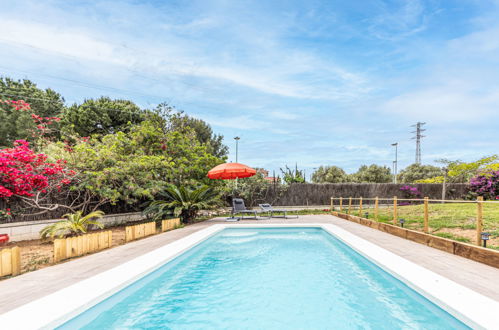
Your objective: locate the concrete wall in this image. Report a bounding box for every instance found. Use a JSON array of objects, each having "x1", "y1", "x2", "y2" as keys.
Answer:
[{"x1": 0, "y1": 212, "x2": 146, "y2": 242}]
